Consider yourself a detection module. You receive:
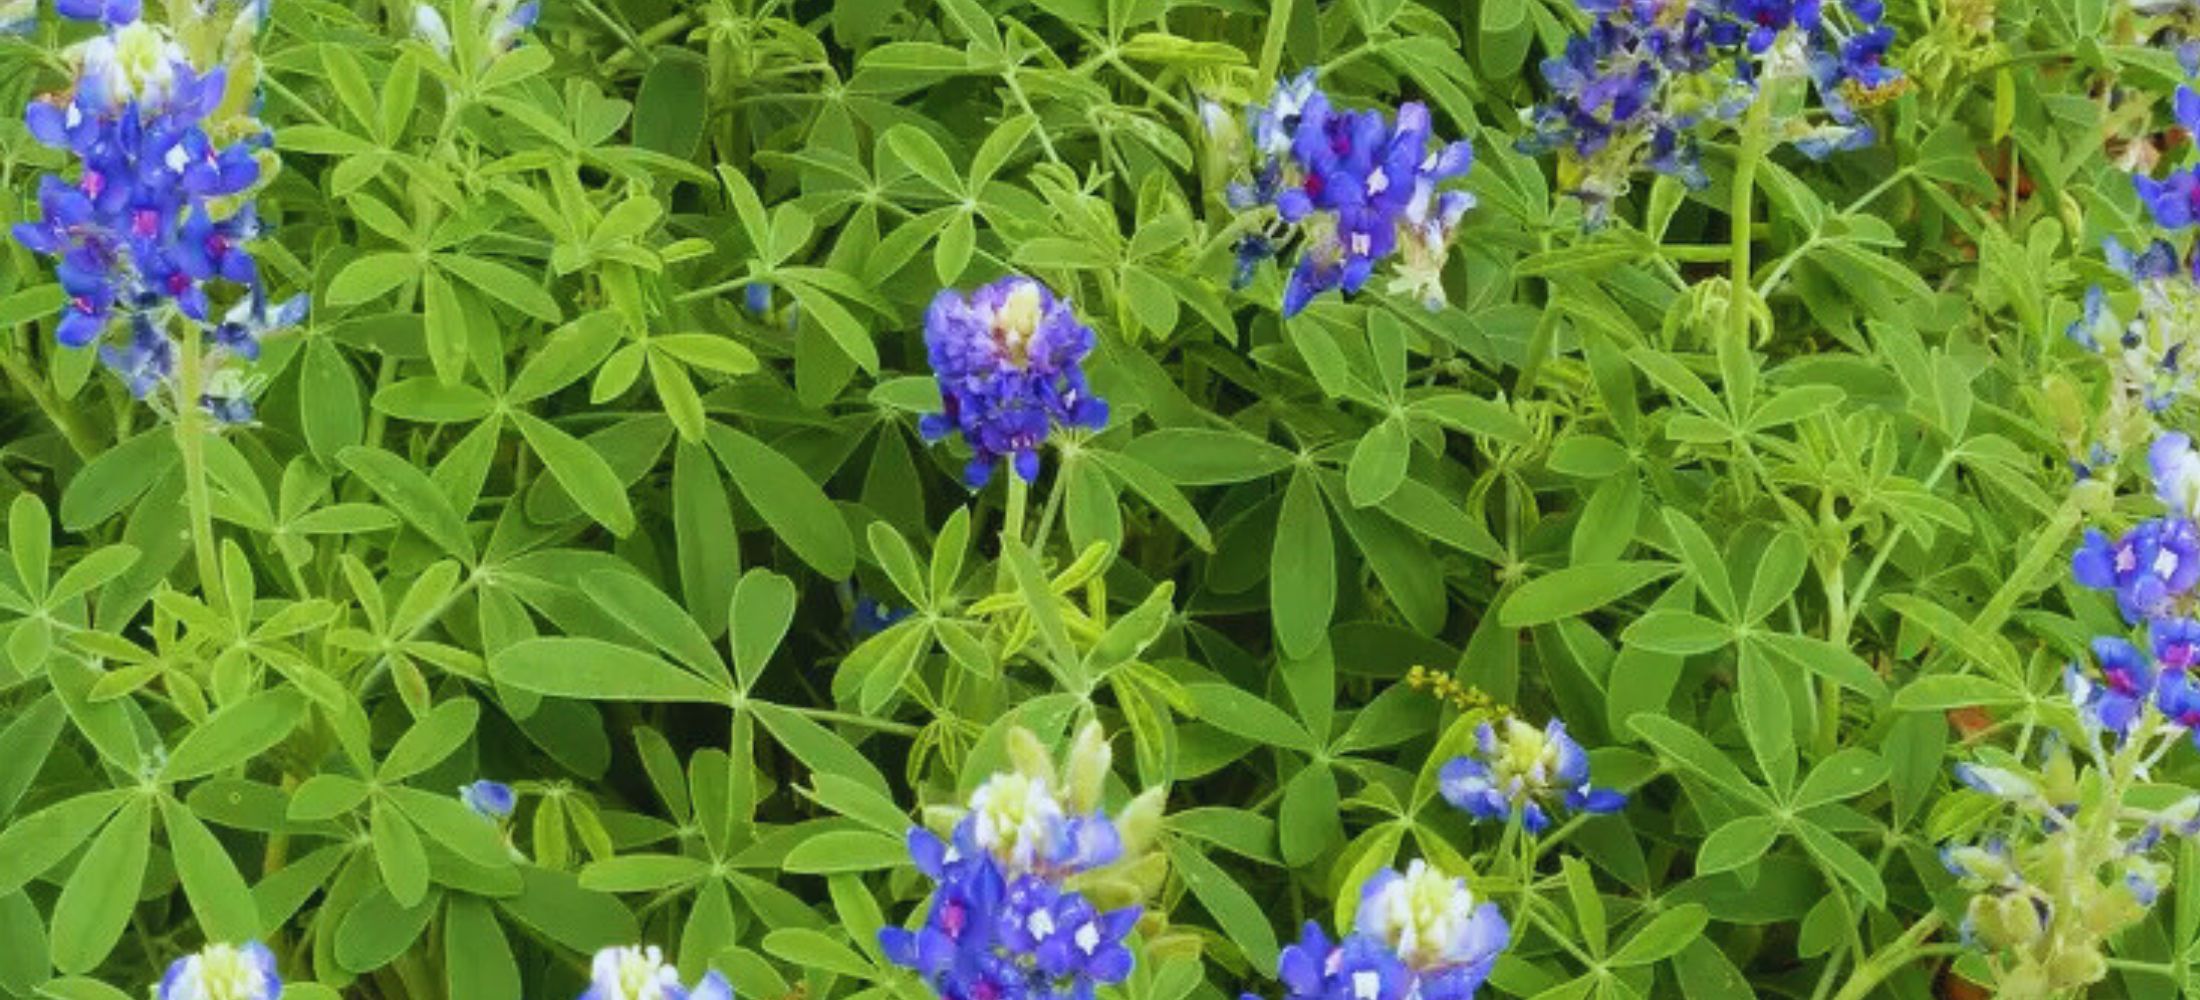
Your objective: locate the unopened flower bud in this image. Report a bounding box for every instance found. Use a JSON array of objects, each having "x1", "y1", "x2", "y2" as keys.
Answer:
[
  {"x1": 2044, "y1": 942, "x2": 2107, "y2": 990},
  {"x1": 1115, "y1": 786, "x2": 1165, "y2": 858},
  {"x1": 1065, "y1": 721, "x2": 1111, "y2": 814},
  {"x1": 412, "y1": 4, "x2": 453, "y2": 56},
  {"x1": 1007, "y1": 725, "x2": 1054, "y2": 784}
]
